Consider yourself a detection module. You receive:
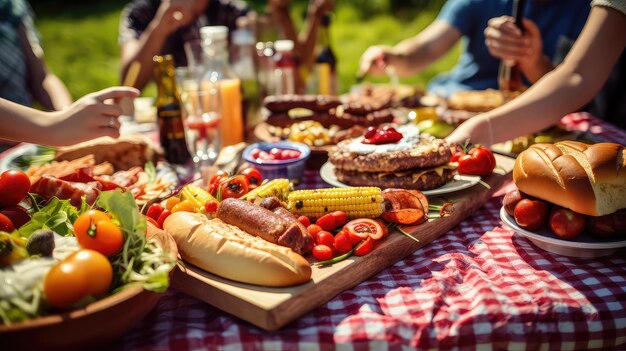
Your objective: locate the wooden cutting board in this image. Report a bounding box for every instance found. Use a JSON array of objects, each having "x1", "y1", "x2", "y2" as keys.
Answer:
[{"x1": 171, "y1": 154, "x2": 516, "y2": 330}]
